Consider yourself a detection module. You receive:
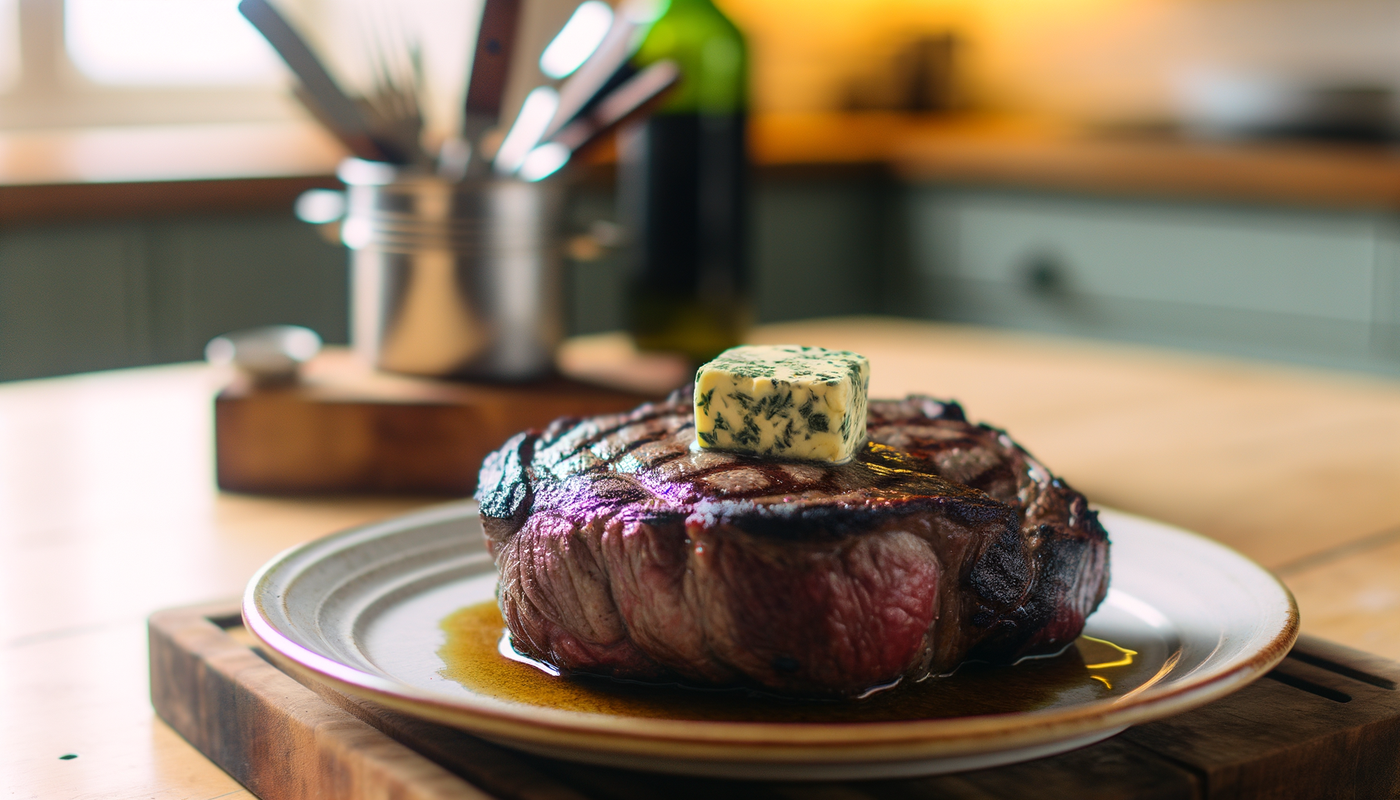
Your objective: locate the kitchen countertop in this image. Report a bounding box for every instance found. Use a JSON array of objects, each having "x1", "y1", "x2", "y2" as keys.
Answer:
[
  {"x1": 7, "y1": 114, "x2": 1400, "y2": 224},
  {"x1": 759, "y1": 113, "x2": 1400, "y2": 209},
  {"x1": 891, "y1": 123, "x2": 1400, "y2": 210},
  {"x1": 0, "y1": 121, "x2": 345, "y2": 223},
  {"x1": 4, "y1": 316, "x2": 1400, "y2": 798}
]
